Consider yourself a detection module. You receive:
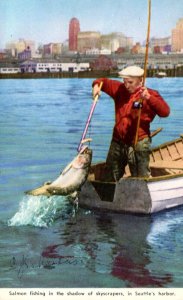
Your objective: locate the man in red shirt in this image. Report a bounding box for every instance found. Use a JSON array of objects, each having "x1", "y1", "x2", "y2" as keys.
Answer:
[{"x1": 92, "y1": 66, "x2": 170, "y2": 181}]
